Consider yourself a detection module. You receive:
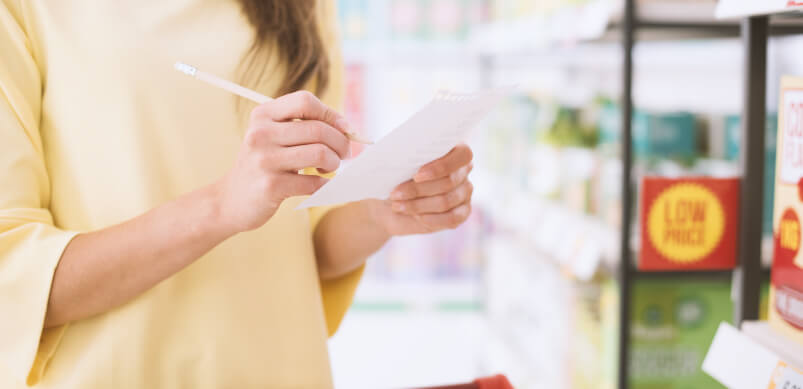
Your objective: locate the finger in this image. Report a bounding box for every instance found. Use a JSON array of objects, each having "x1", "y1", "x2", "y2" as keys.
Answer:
[
  {"x1": 272, "y1": 120, "x2": 351, "y2": 159},
  {"x1": 254, "y1": 90, "x2": 349, "y2": 134},
  {"x1": 392, "y1": 181, "x2": 473, "y2": 215},
  {"x1": 273, "y1": 144, "x2": 341, "y2": 173},
  {"x1": 413, "y1": 143, "x2": 473, "y2": 182},
  {"x1": 416, "y1": 204, "x2": 472, "y2": 230},
  {"x1": 273, "y1": 173, "x2": 329, "y2": 198},
  {"x1": 391, "y1": 164, "x2": 473, "y2": 201}
]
